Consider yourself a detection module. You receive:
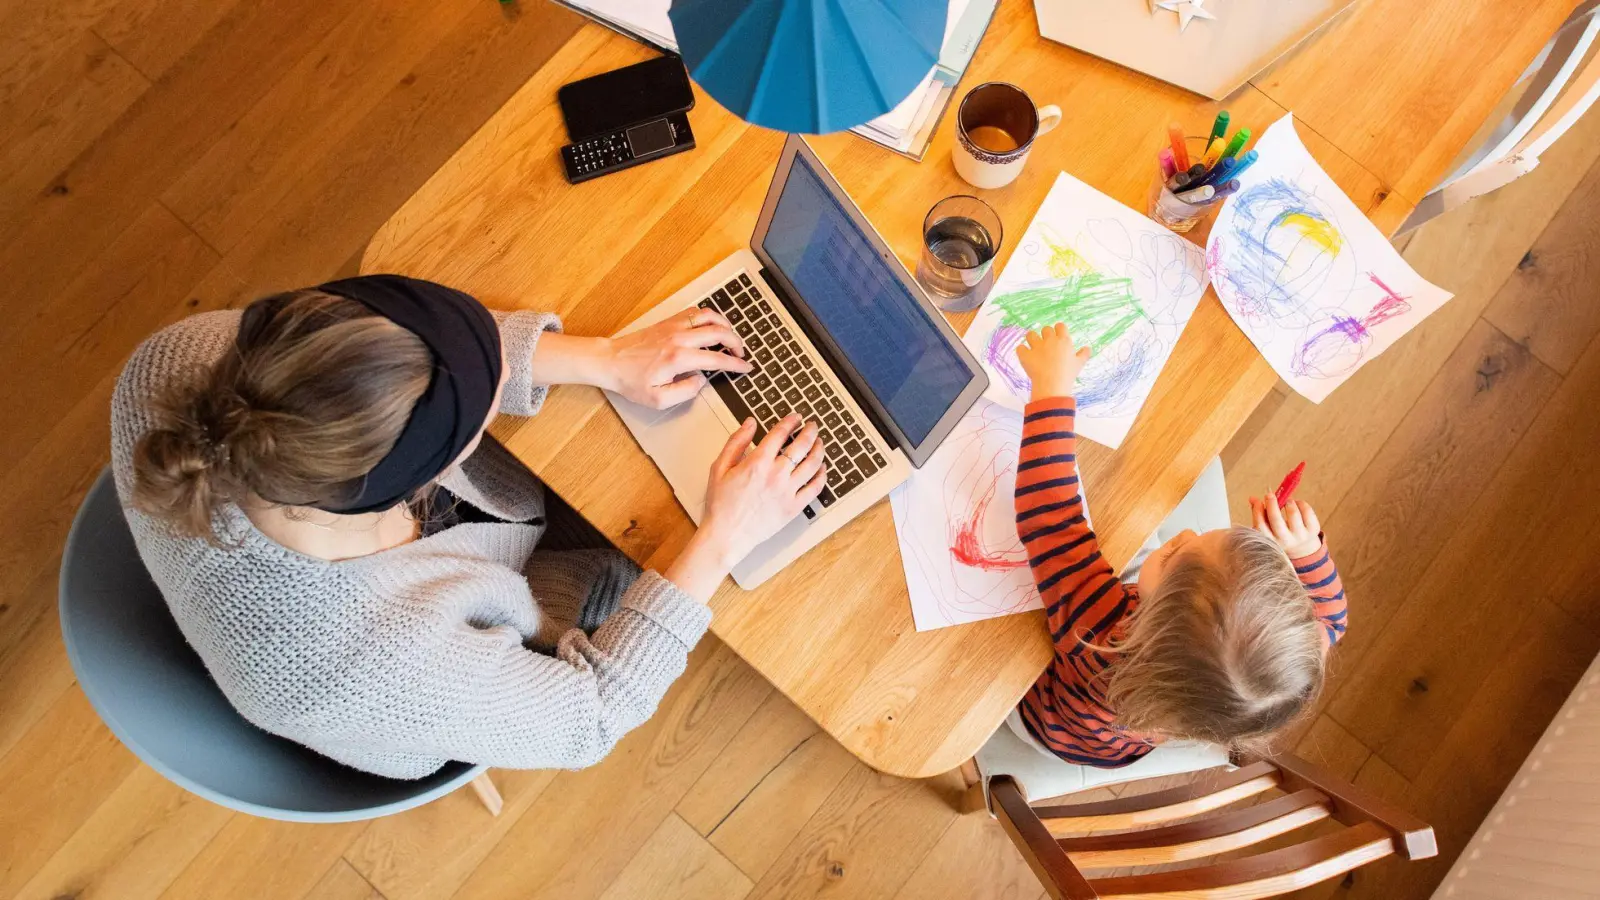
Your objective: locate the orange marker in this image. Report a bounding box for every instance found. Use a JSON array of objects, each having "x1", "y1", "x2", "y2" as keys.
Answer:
[{"x1": 1167, "y1": 123, "x2": 1190, "y2": 171}]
